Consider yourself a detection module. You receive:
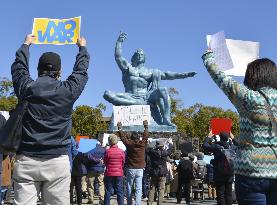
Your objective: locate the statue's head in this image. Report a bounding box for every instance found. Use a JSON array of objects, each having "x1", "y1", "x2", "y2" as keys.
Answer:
[{"x1": 131, "y1": 49, "x2": 146, "y2": 67}]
